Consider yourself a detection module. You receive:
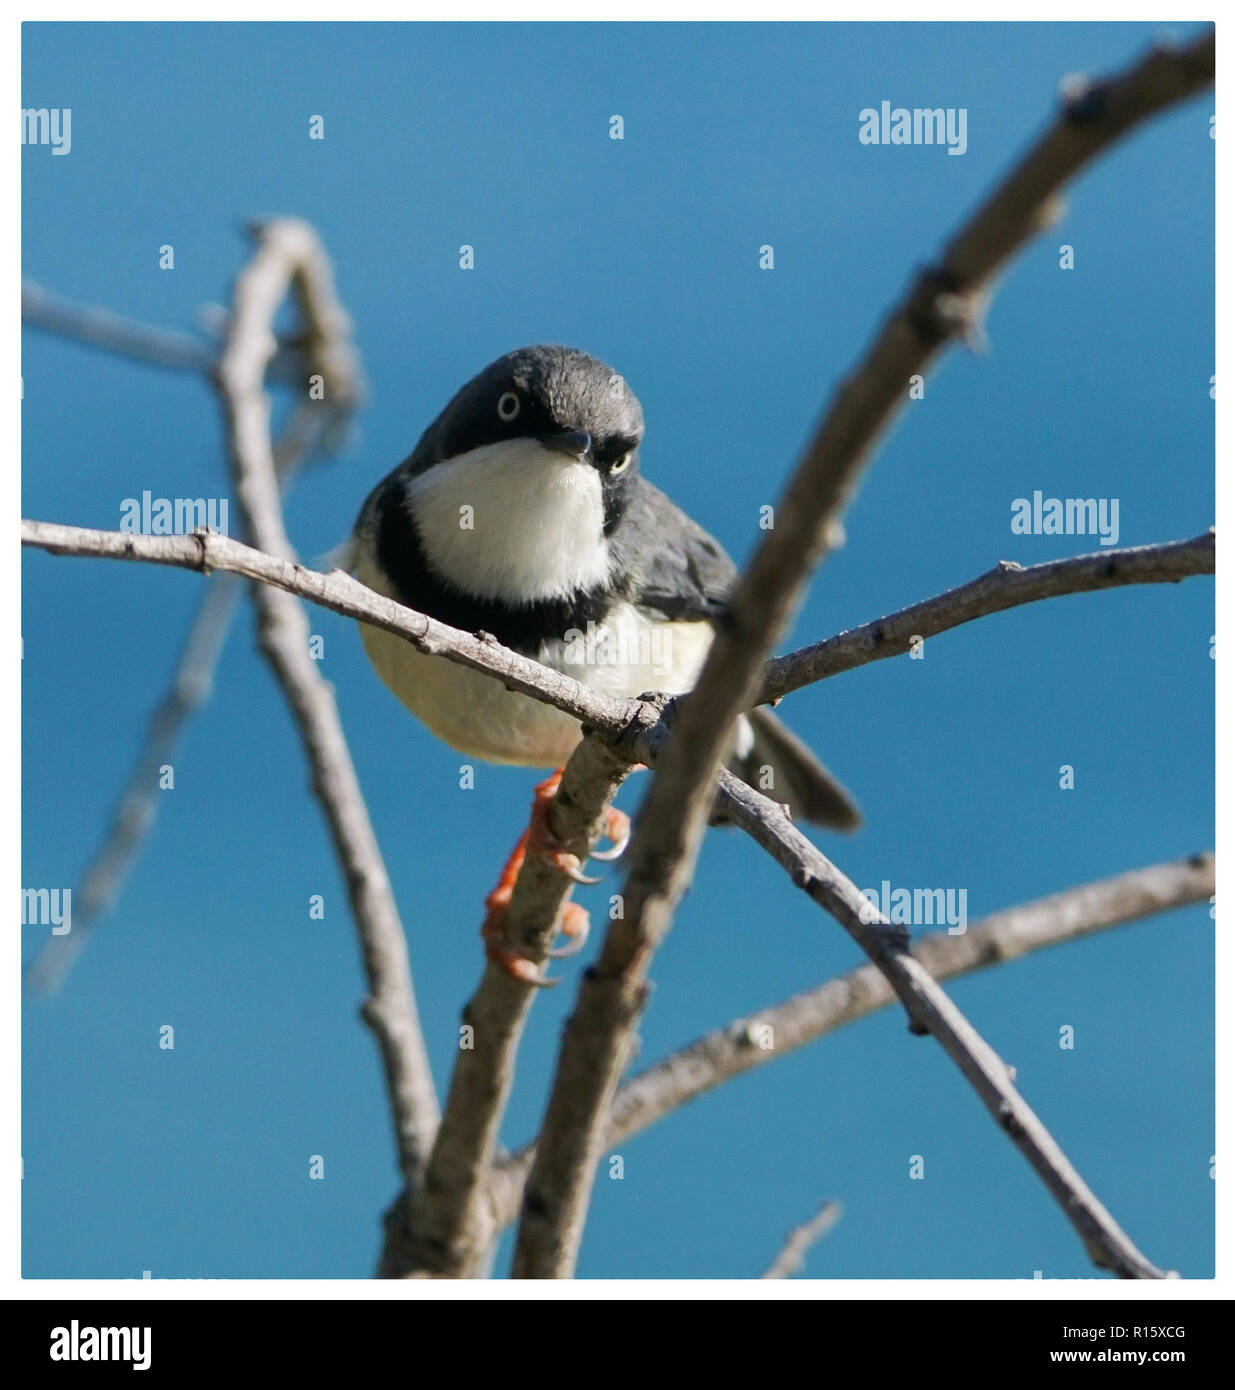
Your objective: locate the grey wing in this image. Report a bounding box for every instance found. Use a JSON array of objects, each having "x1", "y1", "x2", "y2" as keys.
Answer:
[
  {"x1": 615, "y1": 482, "x2": 861, "y2": 831},
  {"x1": 726, "y1": 706, "x2": 862, "y2": 831},
  {"x1": 614, "y1": 478, "x2": 737, "y2": 622}
]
